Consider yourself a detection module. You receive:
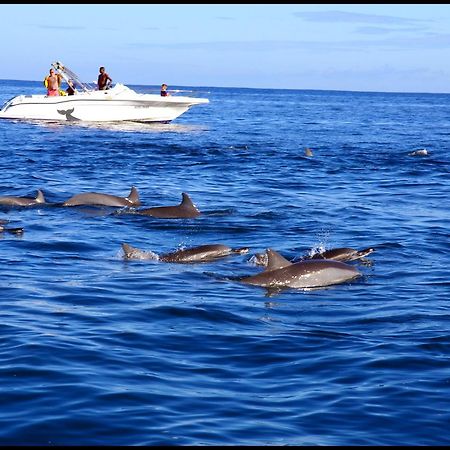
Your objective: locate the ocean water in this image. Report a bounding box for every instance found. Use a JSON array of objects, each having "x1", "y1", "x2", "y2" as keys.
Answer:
[{"x1": 0, "y1": 79, "x2": 449, "y2": 445}]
